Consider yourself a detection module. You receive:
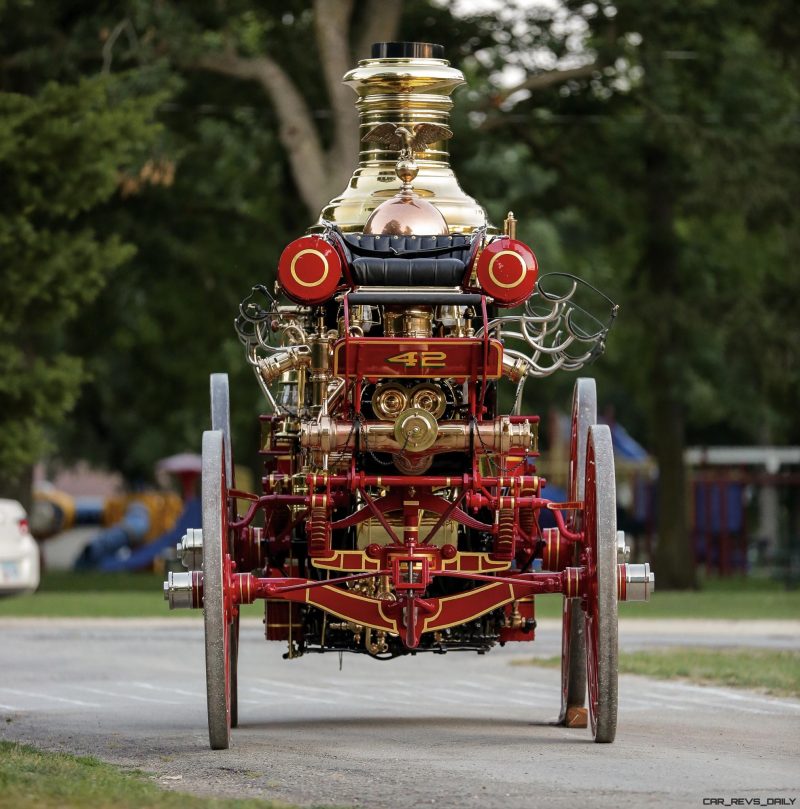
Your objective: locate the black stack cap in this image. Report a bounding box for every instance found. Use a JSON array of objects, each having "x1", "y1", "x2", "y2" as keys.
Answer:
[{"x1": 371, "y1": 42, "x2": 445, "y2": 59}]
